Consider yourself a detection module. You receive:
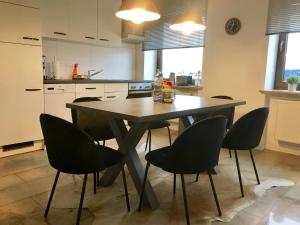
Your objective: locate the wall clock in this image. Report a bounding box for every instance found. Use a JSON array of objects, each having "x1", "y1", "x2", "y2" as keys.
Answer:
[{"x1": 225, "y1": 18, "x2": 241, "y2": 35}]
